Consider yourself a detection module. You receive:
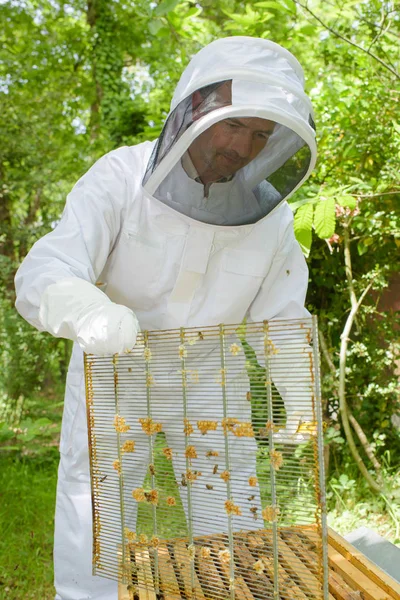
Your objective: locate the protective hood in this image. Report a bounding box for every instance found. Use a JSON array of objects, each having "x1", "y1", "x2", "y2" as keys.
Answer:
[{"x1": 143, "y1": 36, "x2": 317, "y2": 227}]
